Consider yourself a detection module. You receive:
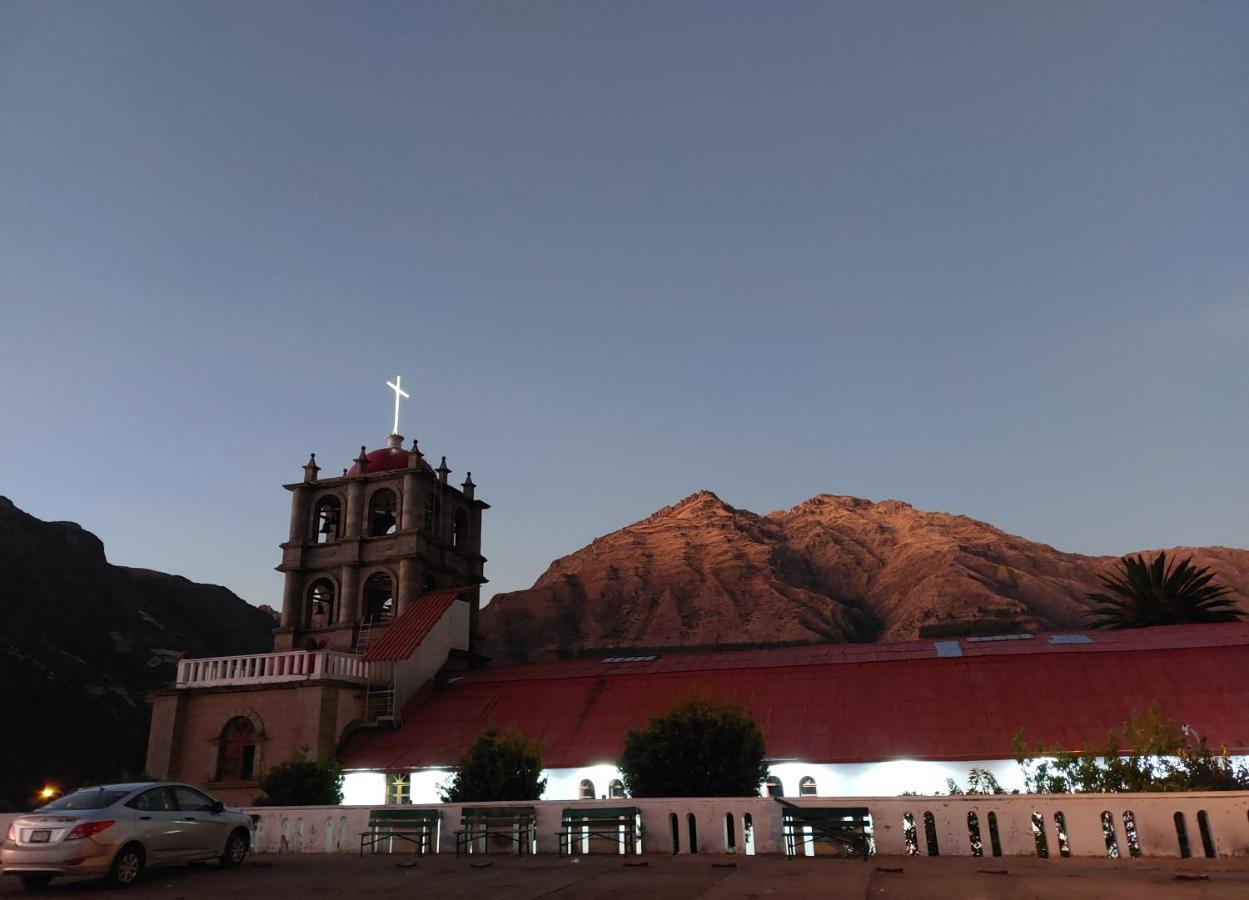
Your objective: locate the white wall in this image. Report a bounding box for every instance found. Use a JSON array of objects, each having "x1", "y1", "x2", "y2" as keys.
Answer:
[{"x1": 246, "y1": 791, "x2": 1249, "y2": 858}]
